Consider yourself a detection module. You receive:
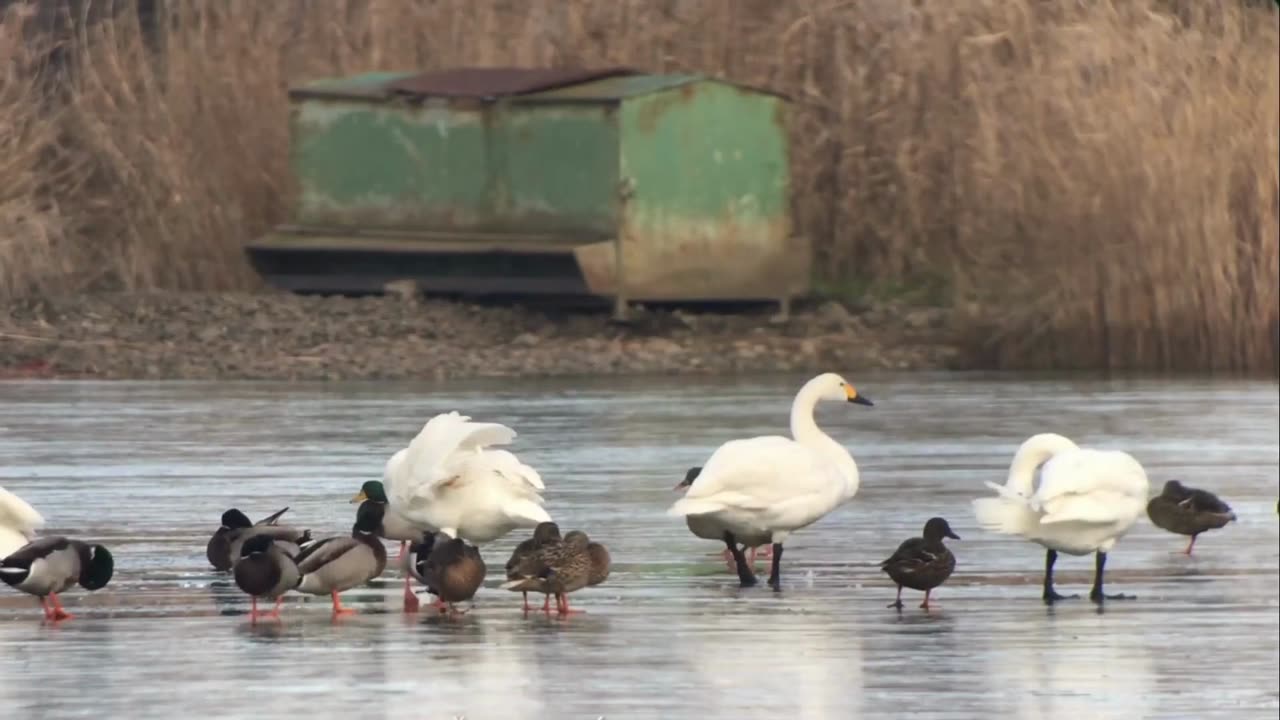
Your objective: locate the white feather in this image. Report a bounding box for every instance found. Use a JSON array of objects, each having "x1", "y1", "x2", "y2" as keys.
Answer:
[
  {"x1": 385, "y1": 412, "x2": 550, "y2": 544},
  {"x1": 0, "y1": 486, "x2": 45, "y2": 559}
]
